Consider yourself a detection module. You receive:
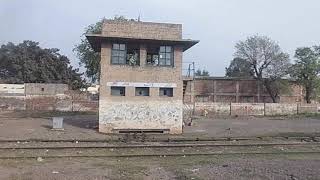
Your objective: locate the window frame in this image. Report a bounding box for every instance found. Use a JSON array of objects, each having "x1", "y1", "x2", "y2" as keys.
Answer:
[
  {"x1": 159, "y1": 46, "x2": 174, "y2": 67},
  {"x1": 111, "y1": 43, "x2": 127, "y2": 65},
  {"x1": 146, "y1": 45, "x2": 174, "y2": 67},
  {"x1": 159, "y1": 88, "x2": 173, "y2": 97},
  {"x1": 110, "y1": 86, "x2": 126, "y2": 96},
  {"x1": 135, "y1": 87, "x2": 150, "y2": 97}
]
